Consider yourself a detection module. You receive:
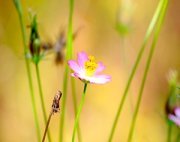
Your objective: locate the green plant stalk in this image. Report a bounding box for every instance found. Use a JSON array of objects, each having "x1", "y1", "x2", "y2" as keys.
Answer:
[
  {"x1": 167, "y1": 123, "x2": 172, "y2": 142},
  {"x1": 59, "y1": 0, "x2": 74, "y2": 141},
  {"x1": 108, "y1": 0, "x2": 165, "y2": 141},
  {"x1": 26, "y1": 61, "x2": 41, "y2": 142},
  {"x1": 13, "y1": 0, "x2": 41, "y2": 141},
  {"x1": 59, "y1": 65, "x2": 69, "y2": 142},
  {"x1": 72, "y1": 83, "x2": 88, "y2": 142},
  {"x1": 69, "y1": 0, "x2": 82, "y2": 139},
  {"x1": 35, "y1": 64, "x2": 52, "y2": 142},
  {"x1": 66, "y1": 0, "x2": 74, "y2": 60},
  {"x1": 71, "y1": 78, "x2": 82, "y2": 142},
  {"x1": 176, "y1": 133, "x2": 180, "y2": 142},
  {"x1": 127, "y1": 0, "x2": 168, "y2": 141}
]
